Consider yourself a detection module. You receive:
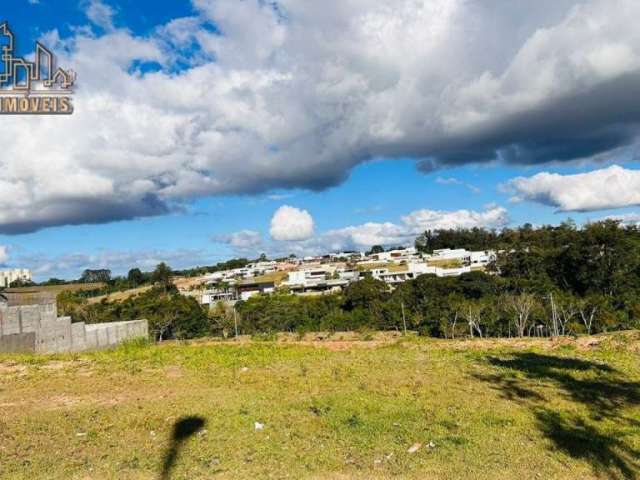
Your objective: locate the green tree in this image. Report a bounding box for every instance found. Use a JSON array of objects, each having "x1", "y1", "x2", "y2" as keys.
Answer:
[
  {"x1": 80, "y1": 269, "x2": 111, "y2": 283},
  {"x1": 151, "y1": 262, "x2": 173, "y2": 293},
  {"x1": 343, "y1": 277, "x2": 388, "y2": 328},
  {"x1": 208, "y1": 302, "x2": 237, "y2": 338},
  {"x1": 8, "y1": 278, "x2": 36, "y2": 288},
  {"x1": 127, "y1": 268, "x2": 145, "y2": 287}
]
